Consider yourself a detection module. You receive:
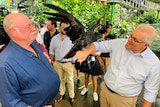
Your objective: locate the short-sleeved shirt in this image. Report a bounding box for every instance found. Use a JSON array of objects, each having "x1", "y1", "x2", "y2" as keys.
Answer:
[
  {"x1": 49, "y1": 33, "x2": 75, "y2": 62},
  {"x1": 43, "y1": 30, "x2": 59, "y2": 53}
]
